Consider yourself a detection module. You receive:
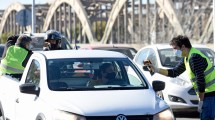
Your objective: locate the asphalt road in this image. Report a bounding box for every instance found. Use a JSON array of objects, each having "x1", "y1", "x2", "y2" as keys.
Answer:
[{"x1": 174, "y1": 111, "x2": 200, "y2": 120}]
